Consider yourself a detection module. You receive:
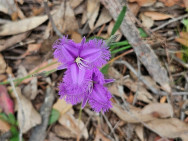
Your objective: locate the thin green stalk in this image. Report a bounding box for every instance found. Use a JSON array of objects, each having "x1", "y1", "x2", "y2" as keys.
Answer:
[{"x1": 0, "y1": 61, "x2": 58, "y2": 85}]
